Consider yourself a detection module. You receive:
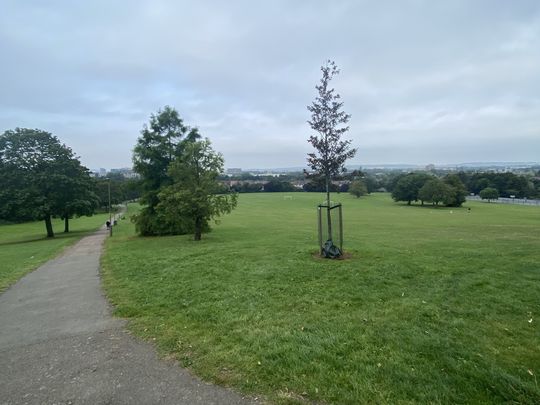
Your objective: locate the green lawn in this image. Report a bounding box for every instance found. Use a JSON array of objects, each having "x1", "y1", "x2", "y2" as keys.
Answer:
[
  {"x1": 102, "y1": 193, "x2": 540, "y2": 404},
  {"x1": 0, "y1": 214, "x2": 109, "y2": 291}
]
